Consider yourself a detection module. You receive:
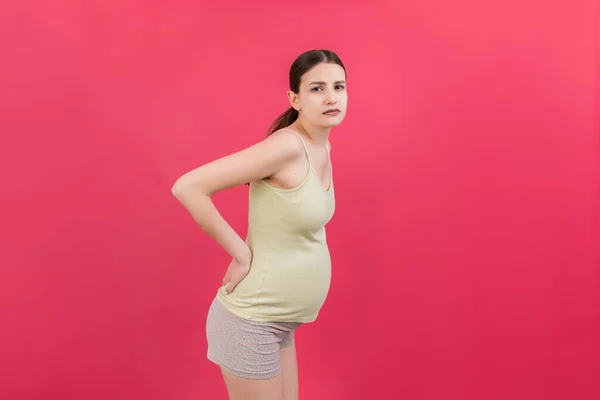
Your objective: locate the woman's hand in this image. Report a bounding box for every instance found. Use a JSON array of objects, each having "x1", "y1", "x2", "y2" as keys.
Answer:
[{"x1": 222, "y1": 251, "x2": 252, "y2": 294}]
